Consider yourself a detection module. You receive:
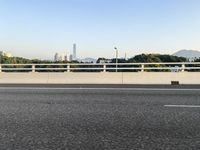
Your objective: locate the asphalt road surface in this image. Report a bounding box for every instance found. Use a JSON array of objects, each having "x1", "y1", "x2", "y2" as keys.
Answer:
[{"x1": 0, "y1": 85, "x2": 200, "y2": 150}]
